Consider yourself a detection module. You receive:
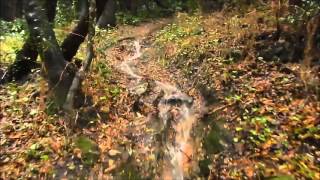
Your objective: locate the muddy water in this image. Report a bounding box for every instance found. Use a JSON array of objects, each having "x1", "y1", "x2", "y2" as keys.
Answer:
[{"x1": 118, "y1": 40, "x2": 207, "y2": 179}]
